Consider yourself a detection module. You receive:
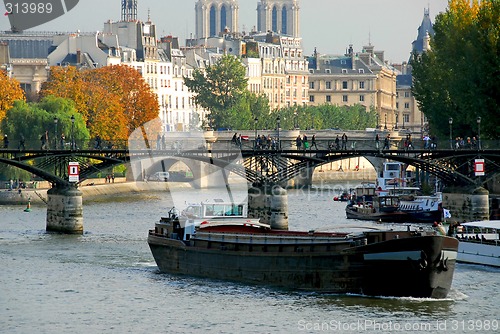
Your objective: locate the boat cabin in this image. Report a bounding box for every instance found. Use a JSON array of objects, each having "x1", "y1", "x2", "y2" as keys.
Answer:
[
  {"x1": 455, "y1": 221, "x2": 500, "y2": 245},
  {"x1": 181, "y1": 200, "x2": 248, "y2": 219}
]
